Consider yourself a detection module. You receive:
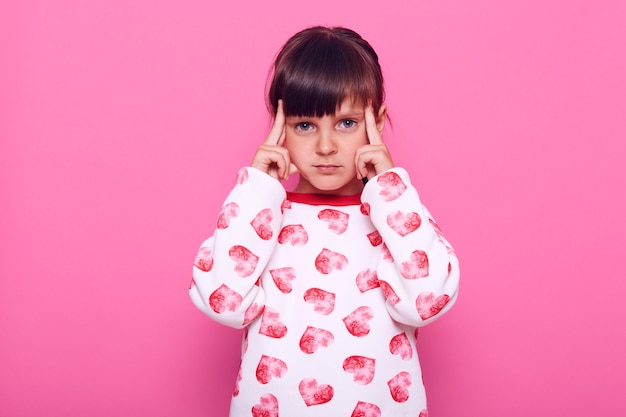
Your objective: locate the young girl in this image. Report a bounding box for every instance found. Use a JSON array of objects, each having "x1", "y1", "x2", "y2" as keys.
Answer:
[{"x1": 190, "y1": 26, "x2": 459, "y2": 417}]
